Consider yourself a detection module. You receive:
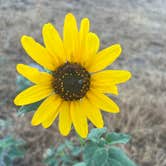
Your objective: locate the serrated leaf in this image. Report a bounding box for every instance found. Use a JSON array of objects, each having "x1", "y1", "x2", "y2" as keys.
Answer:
[
  {"x1": 61, "y1": 154, "x2": 74, "y2": 164},
  {"x1": 108, "y1": 146, "x2": 137, "y2": 166},
  {"x1": 44, "y1": 156, "x2": 58, "y2": 166},
  {"x1": 98, "y1": 138, "x2": 107, "y2": 147},
  {"x1": 3, "y1": 155, "x2": 12, "y2": 166},
  {"x1": 87, "y1": 127, "x2": 107, "y2": 142},
  {"x1": 8, "y1": 147, "x2": 24, "y2": 160},
  {"x1": 83, "y1": 142, "x2": 98, "y2": 162},
  {"x1": 106, "y1": 132, "x2": 131, "y2": 145},
  {"x1": 0, "y1": 136, "x2": 15, "y2": 148},
  {"x1": 90, "y1": 148, "x2": 108, "y2": 166},
  {"x1": 17, "y1": 101, "x2": 42, "y2": 116},
  {"x1": 16, "y1": 75, "x2": 32, "y2": 92},
  {"x1": 64, "y1": 140, "x2": 74, "y2": 150},
  {"x1": 72, "y1": 147, "x2": 82, "y2": 156},
  {"x1": 56, "y1": 144, "x2": 66, "y2": 154},
  {"x1": 109, "y1": 159, "x2": 122, "y2": 166},
  {"x1": 73, "y1": 162, "x2": 86, "y2": 166},
  {"x1": 0, "y1": 147, "x2": 3, "y2": 155},
  {"x1": 0, "y1": 136, "x2": 25, "y2": 165},
  {"x1": 101, "y1": 159, "x2": 121, "y2": 166}
]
